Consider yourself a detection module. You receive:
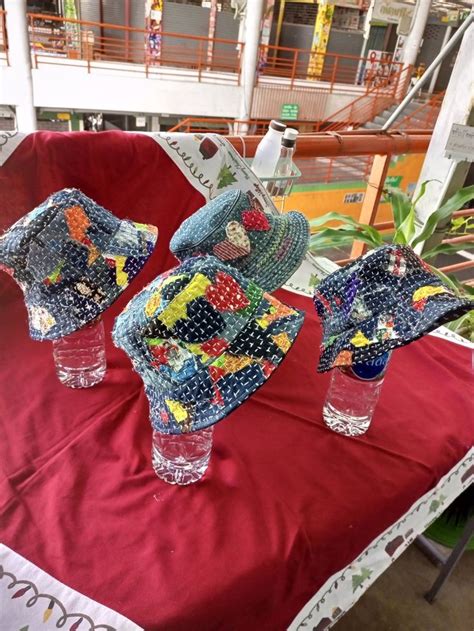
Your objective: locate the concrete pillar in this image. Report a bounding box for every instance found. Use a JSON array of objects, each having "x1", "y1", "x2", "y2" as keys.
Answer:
[
  {"x1": 427, "y1": 25, "x2": 452, "y2": 94},
  {"x1": 238, "y1": 0, "x2": 265, "y2": 129},
  {"x1": 413, "y1": 22, "x2": 474, "y2": 252},
  {"x1": 5, "y1": 0, "x2": 37, "y2": 131},
  {"x1": 150, "y1": 115, "x2": 160, "y2": 132},
  {"x1": 401, "y1": 0, "x2": 432, "y2": 69}
]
